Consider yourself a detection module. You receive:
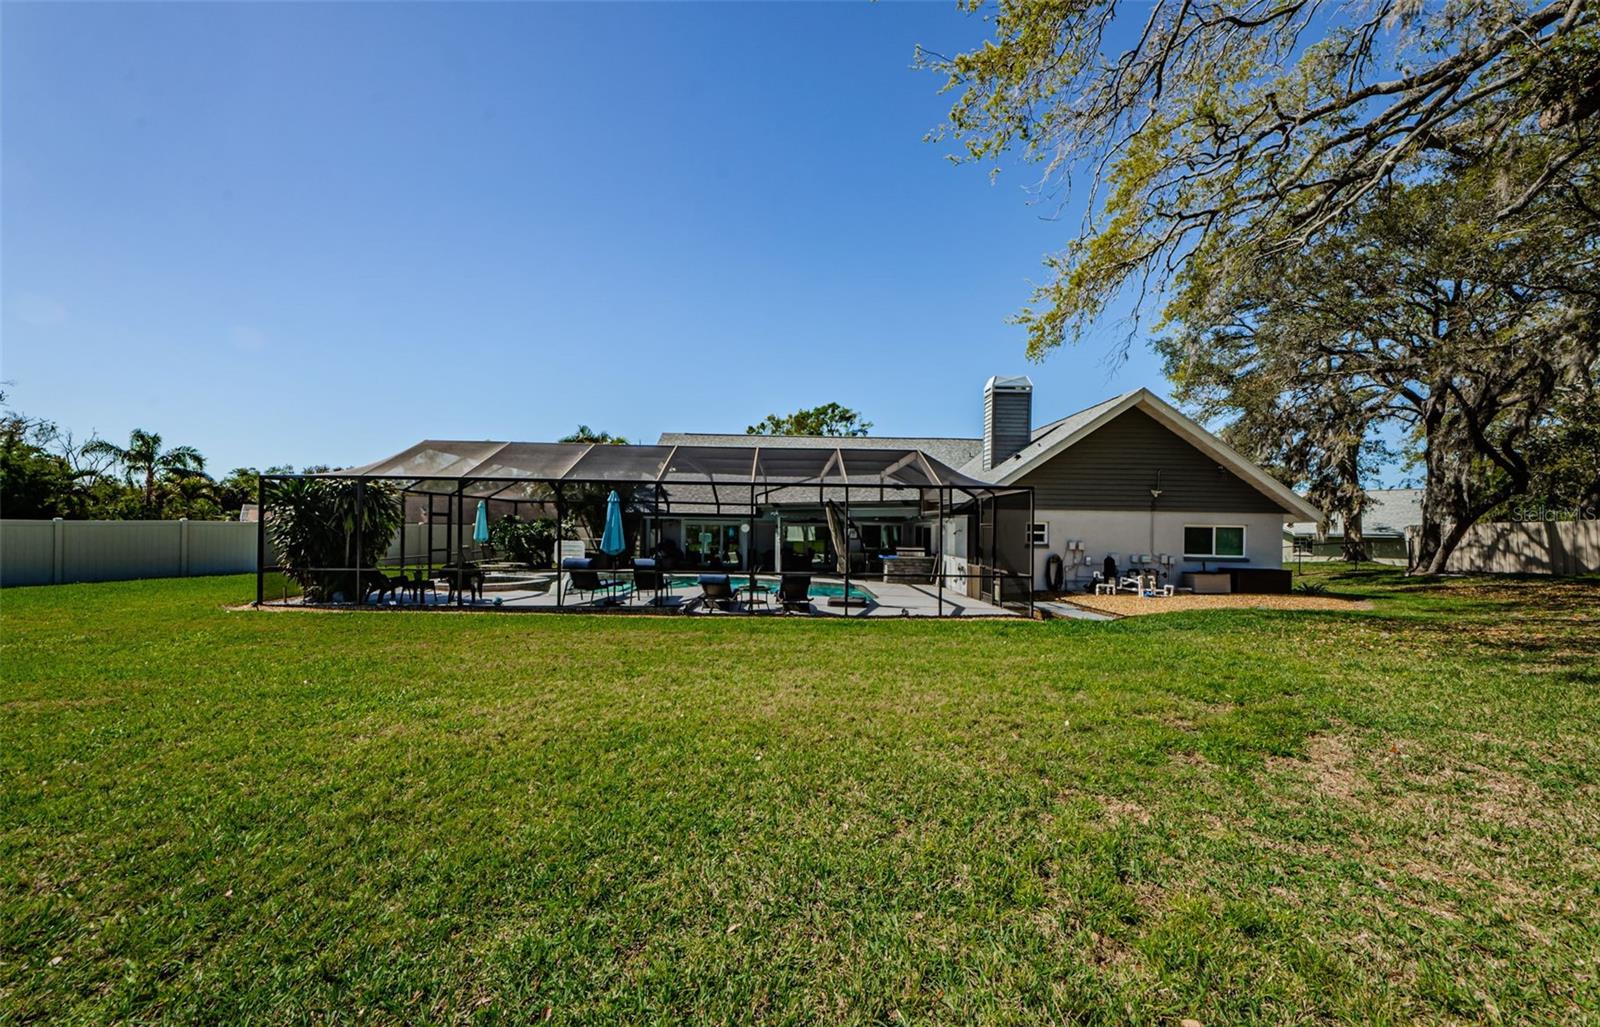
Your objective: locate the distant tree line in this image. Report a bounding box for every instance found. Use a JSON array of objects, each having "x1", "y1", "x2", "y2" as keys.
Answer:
[
  {"x1": 747, "y1": 403, "x2": 871, "y2": 437},
  {"x1": 0, "y1": 394, "x2": 318, "y2": 521},
  {"x1": 3, "y1": 401, "x2": 883, "y2": 526}
]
